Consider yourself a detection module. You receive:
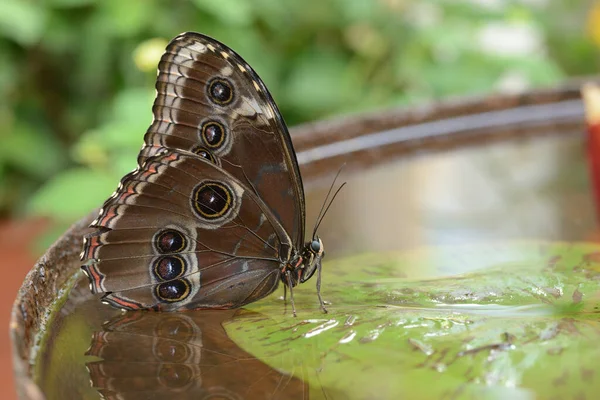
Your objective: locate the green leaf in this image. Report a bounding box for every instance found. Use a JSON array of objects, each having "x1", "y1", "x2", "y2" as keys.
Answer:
[
  {"x1": 0, "y1": 43, "x2": 17, "y2": 95},
  {"x1": 192, "y1": 0, "x2": 254, "y2": 26},
  {"x1": 96, "y1": 0, "x2": 156, "y2": 37},
  {"x1": 133, "y1": 38, "x2": 169, "y2": 72},
  {"x1": 109, "y1": 88, "x2": 154, "y2": 128},
  {"x1": 504, "y1": 56, "x2": 564, "y2": 86},
  {"x1": 27, "y1": 168, "x2": 118, "y2": 220},
  {"x1": 111, "y1": 150, "x2": 139, "y2": 177},
  {"x1": 226, "y1": 242, "x2": 600, "y2": 398},
  {"x1": 0, "y1": 123, "x2": 66, "y2": 179},
  {"x1": 0, "y1": 0, "x2": 47, "y2": 45},
  {"x1": 46, "y1": 0, "x2": 96, "y2": 7},
  {"x1": 72, "y1": 88, "x2": 154, "y2": 168},
  {"x1": 284, "y1": 50, "x2": 362, "y2": 117}
]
